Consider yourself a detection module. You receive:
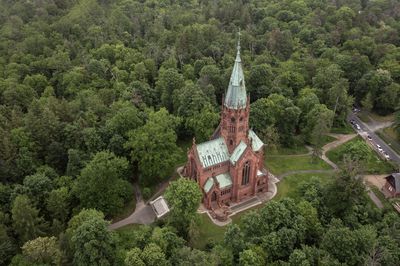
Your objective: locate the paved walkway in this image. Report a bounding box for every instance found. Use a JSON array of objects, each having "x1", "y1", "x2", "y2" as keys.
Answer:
[
  {"x1": 277, "y1": 134, "x2": 357, "y2": 180},
  {"x1": 367, "y1": 189, "x2": 383, "y2": 209},
  {"x1": 320, "y1": 134, "x2": 357, "y2": 170},
  {"x1": 109, "y1": 181, "x2": 155, "y2": 230}
]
